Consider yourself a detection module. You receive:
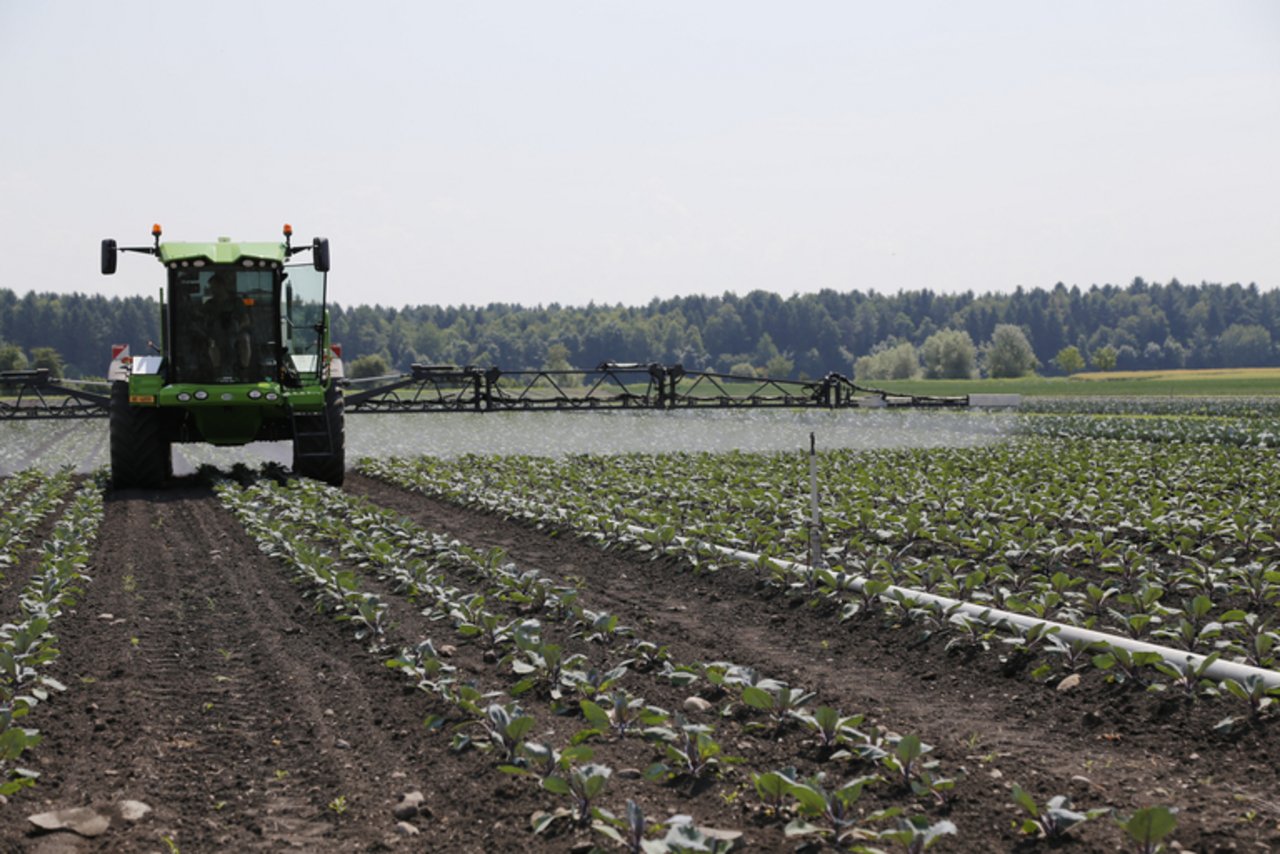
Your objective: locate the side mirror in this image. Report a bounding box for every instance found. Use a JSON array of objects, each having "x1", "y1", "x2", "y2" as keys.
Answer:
[
  {"x1": 312, "y1": 237, "x2": 330, "y2": 272},
  {"x1": 101, "y1": 239, "x2": 118, "y2": 275}
]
